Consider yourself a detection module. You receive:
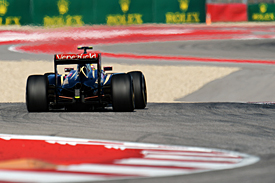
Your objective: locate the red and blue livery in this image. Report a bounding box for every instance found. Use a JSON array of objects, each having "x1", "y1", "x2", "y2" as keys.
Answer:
[{"x1": 26, "y1": 46, "x2": 147, "y2": 112}]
